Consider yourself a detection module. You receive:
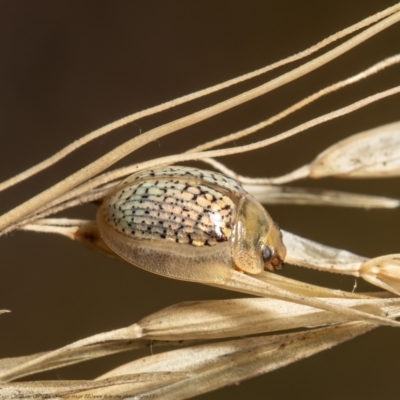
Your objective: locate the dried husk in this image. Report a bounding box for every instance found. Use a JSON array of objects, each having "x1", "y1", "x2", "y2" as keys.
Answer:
[
  {"x1": 89, "y1": 322, "x2": 386, "y2": 399},
  {"x1": 309, "y1": 121, "x2": 400, "y2": 178},
  {"x1": 6, "y1": 323, "x2": 373, "y2": 400},
  {"x1": 2, "y1": 297, "x2": 400, "y2": 382},
  {"x1": 360, "y1": 254, "x2": 400, "y2": 296}
]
